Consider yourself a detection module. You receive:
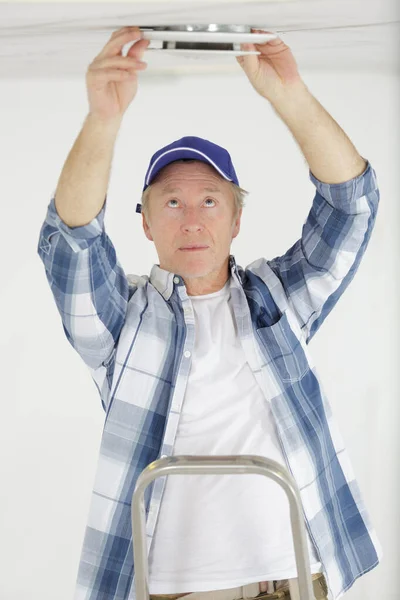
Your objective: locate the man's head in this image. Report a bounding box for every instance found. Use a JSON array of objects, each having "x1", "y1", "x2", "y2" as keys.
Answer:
[{"x1": 141, "y1": 159, "x2": 248, "y2": 295}]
